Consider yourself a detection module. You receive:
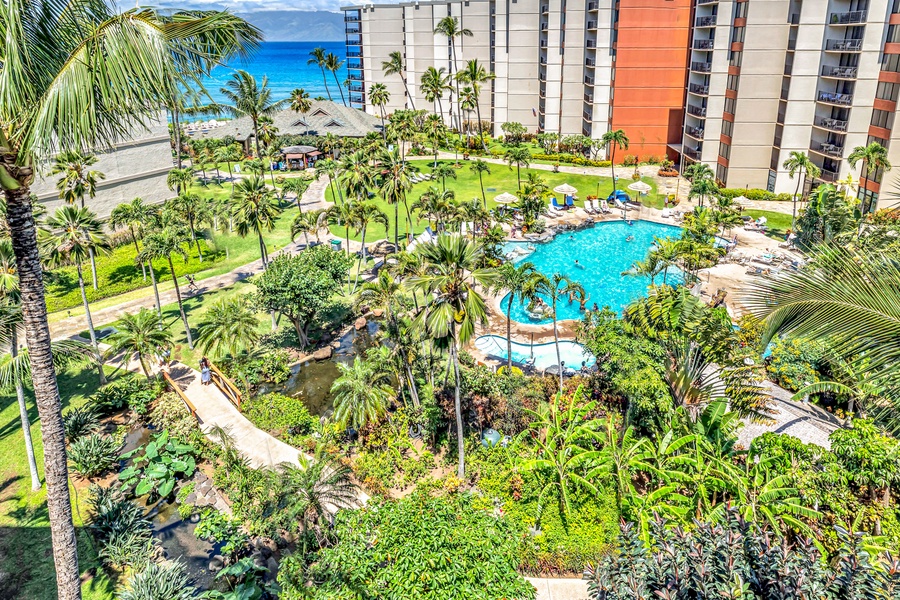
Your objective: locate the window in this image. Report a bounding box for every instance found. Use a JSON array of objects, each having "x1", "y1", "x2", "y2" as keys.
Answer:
[
  {"x1": 734, "y1": 1, "x2": 748, "y2": 19},
  {"x1": 729, "y1": 51, "x2": 743, "y2": 67},
  {"x1": 871, "y1": 109, "x2": 895, "y2": 129},
  {"x1": 719, "y1": 141, "x2": 731, "y2": 161},
  {"x1": 311, "y1": 108, "x2": 331, "y2": 117},
  {"x1": 731, "y1": 27, "x2": 745, "y2": 44},
  {"x1": 867, "y1": 135, "x2": 889, "y2": 147},
  {"x1": 724, "y1": 97, "x2": 736, "y2": 114},
  {"x1": 726, "y1": 74, "x2": 740, "y2": 91},
  {"x1": 889, "y1": 25, "x2": 900, "y2": 43},
  {"x1": 721, "y1": 119, "x2": 734, "y2": 137},
  {"x1": 883, "y1": 53, "x2": 900, "y2": 72},
  {"x1": 877, "y1": 81, "x2": 900, "y2": 101},
  {"x1": 716, "y1": 163, "x2": 728, "y2": 183}
]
